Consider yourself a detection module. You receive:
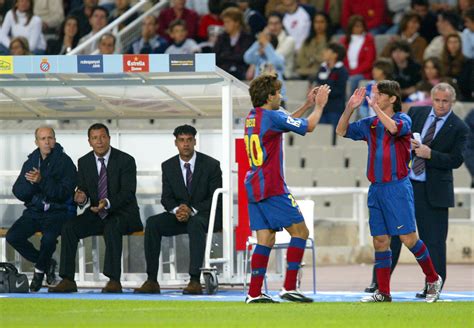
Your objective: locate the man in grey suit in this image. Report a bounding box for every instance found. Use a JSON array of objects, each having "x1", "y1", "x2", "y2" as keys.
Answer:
[{"x1": 135, "y1": 124, "x2": 222, "y2": 295}]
